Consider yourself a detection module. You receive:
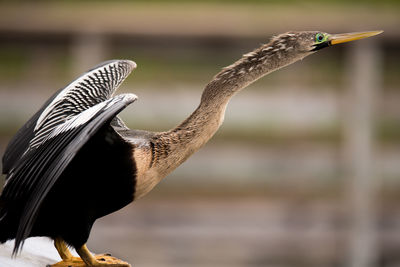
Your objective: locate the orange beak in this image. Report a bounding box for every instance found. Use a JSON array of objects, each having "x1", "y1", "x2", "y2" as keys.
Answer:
[{"x1": 329, "y1": 30, "x2": 383, "y2": 45}]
